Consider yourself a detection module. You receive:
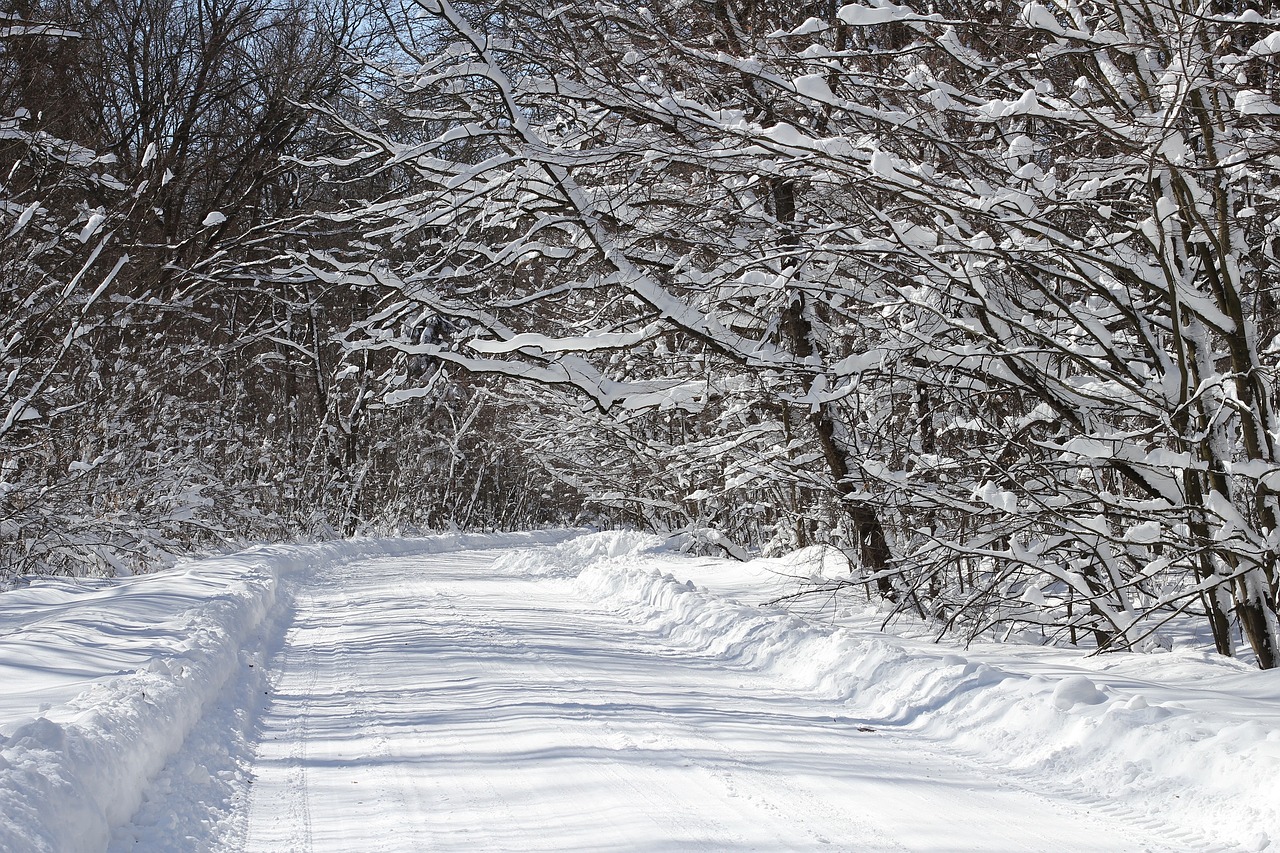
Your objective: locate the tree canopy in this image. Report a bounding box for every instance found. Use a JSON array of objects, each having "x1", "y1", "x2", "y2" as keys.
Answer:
[{"x1": 6, "y1": 0, "x2": 1280, "y2": 668}]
